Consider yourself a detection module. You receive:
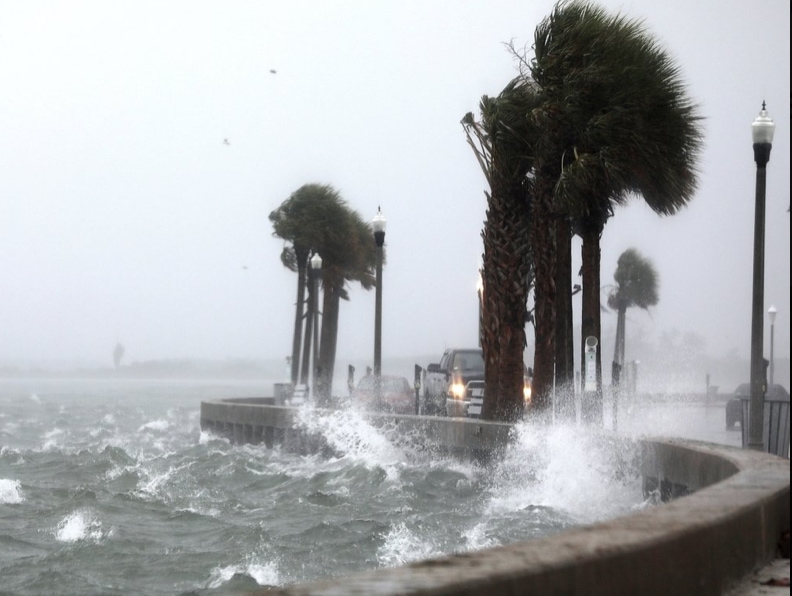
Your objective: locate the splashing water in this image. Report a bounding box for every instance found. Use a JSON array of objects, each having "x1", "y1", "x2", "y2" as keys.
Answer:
[
  {"x1": 54, "y1": 509, "x2": 110, "y2": 543},
  {"x1": 0, "y1": 378, "x2": 667, "y2": 595},
  {"x1": 0, "y1": 478, "x2": 24, "y2": 504}
]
